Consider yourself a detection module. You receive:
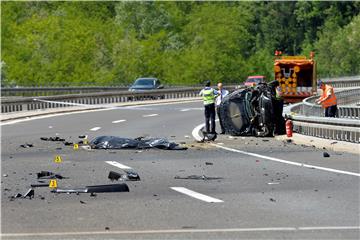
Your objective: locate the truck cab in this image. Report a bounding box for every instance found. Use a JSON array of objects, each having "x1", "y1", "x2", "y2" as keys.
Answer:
[{"x1": 274, "y1": 51, "x2": 317, "y2": 103}]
